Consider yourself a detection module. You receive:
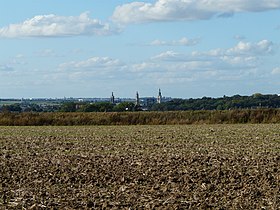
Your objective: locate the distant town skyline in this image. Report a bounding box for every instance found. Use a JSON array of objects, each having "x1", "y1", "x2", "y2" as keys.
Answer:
[
  {"x1": 1, "y1": 0, "x2": 280, "y2": 99},
  {"x1": 0, "y1": 89, "x2": 168, "y2": 100}
]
